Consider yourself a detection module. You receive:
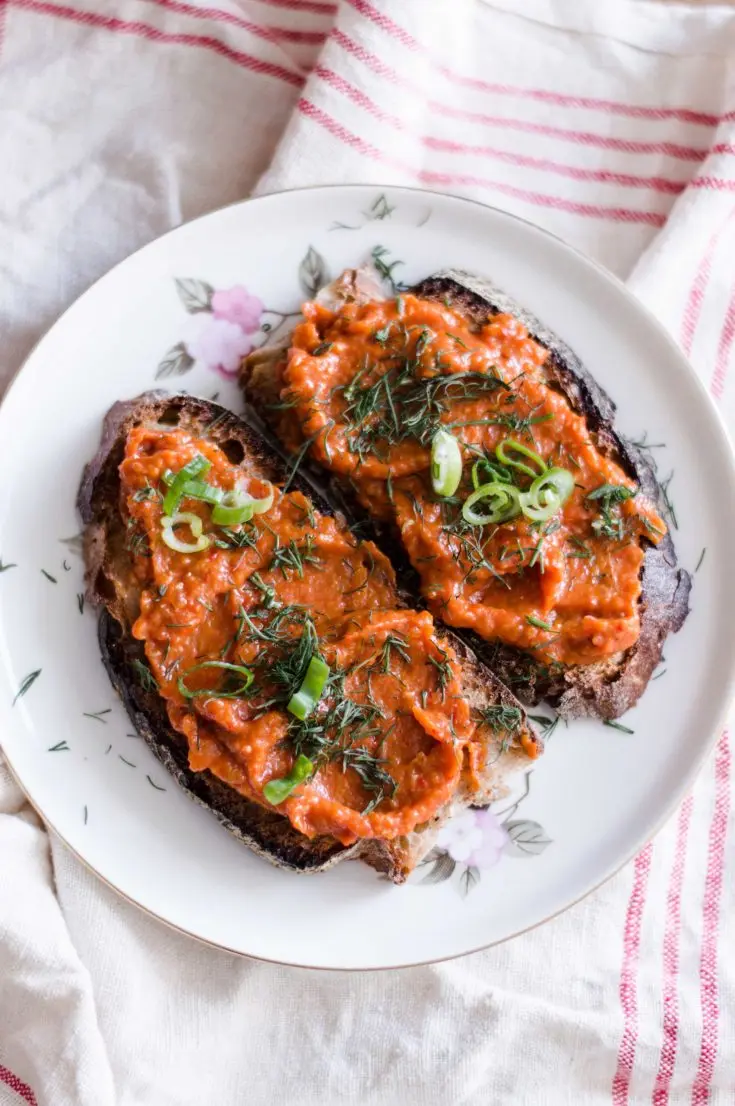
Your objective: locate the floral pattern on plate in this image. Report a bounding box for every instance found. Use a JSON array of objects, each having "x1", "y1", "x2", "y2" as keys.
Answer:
[{"x1": 417, "y1": 772, "x2": 552, "y2": 897}]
